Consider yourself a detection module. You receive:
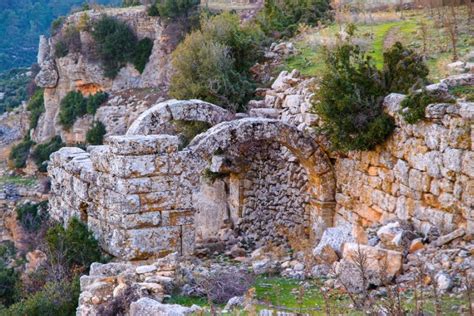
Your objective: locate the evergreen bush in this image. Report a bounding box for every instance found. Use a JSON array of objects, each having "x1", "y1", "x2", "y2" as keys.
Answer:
[
  {"x1": 31, "y1": 136, "x2": 64, "y2": 172},
  {"x1": 92, "y1": 15, "x2": 137, "y2": 78},
  {"x1": 86, "y1": 92, "x2": 108, "y2": 115},
  {"x1": 46, "y1": 218, "x2": 102, "y2": 270},
  {"x1": 133, "y1": 38, "x2": 154, "y2": 73},
  {"x1": 152, "y1": 0, "x2": 199, "y2": 19},
  {"x1": 169, "y1": 13, "x2": 264, "y2": 112},
  {"x1": 15, "y1": 201, "x2": 49, "y2": 232},
  {"x1": 9, "y1": 137, "x2": 35, "y2": 169},
  {"x1": 383, "y1": 42, "x2": 429, "y2": 94},
  {"x1": 257, "y1": 0, "x2": 332, "y2": 37},
  {"x1": 27, "y1": 89, "x2": 44, "y2": 129},
  {"x1": 313, "y1": 43, "x2": 394, "y2": 151},
  {"x1": 59, "y1": 91, "x2": 87, "y2": 129},
  {"x1": 86, "y1": 121, "x2": 107, "y2": 145}
]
